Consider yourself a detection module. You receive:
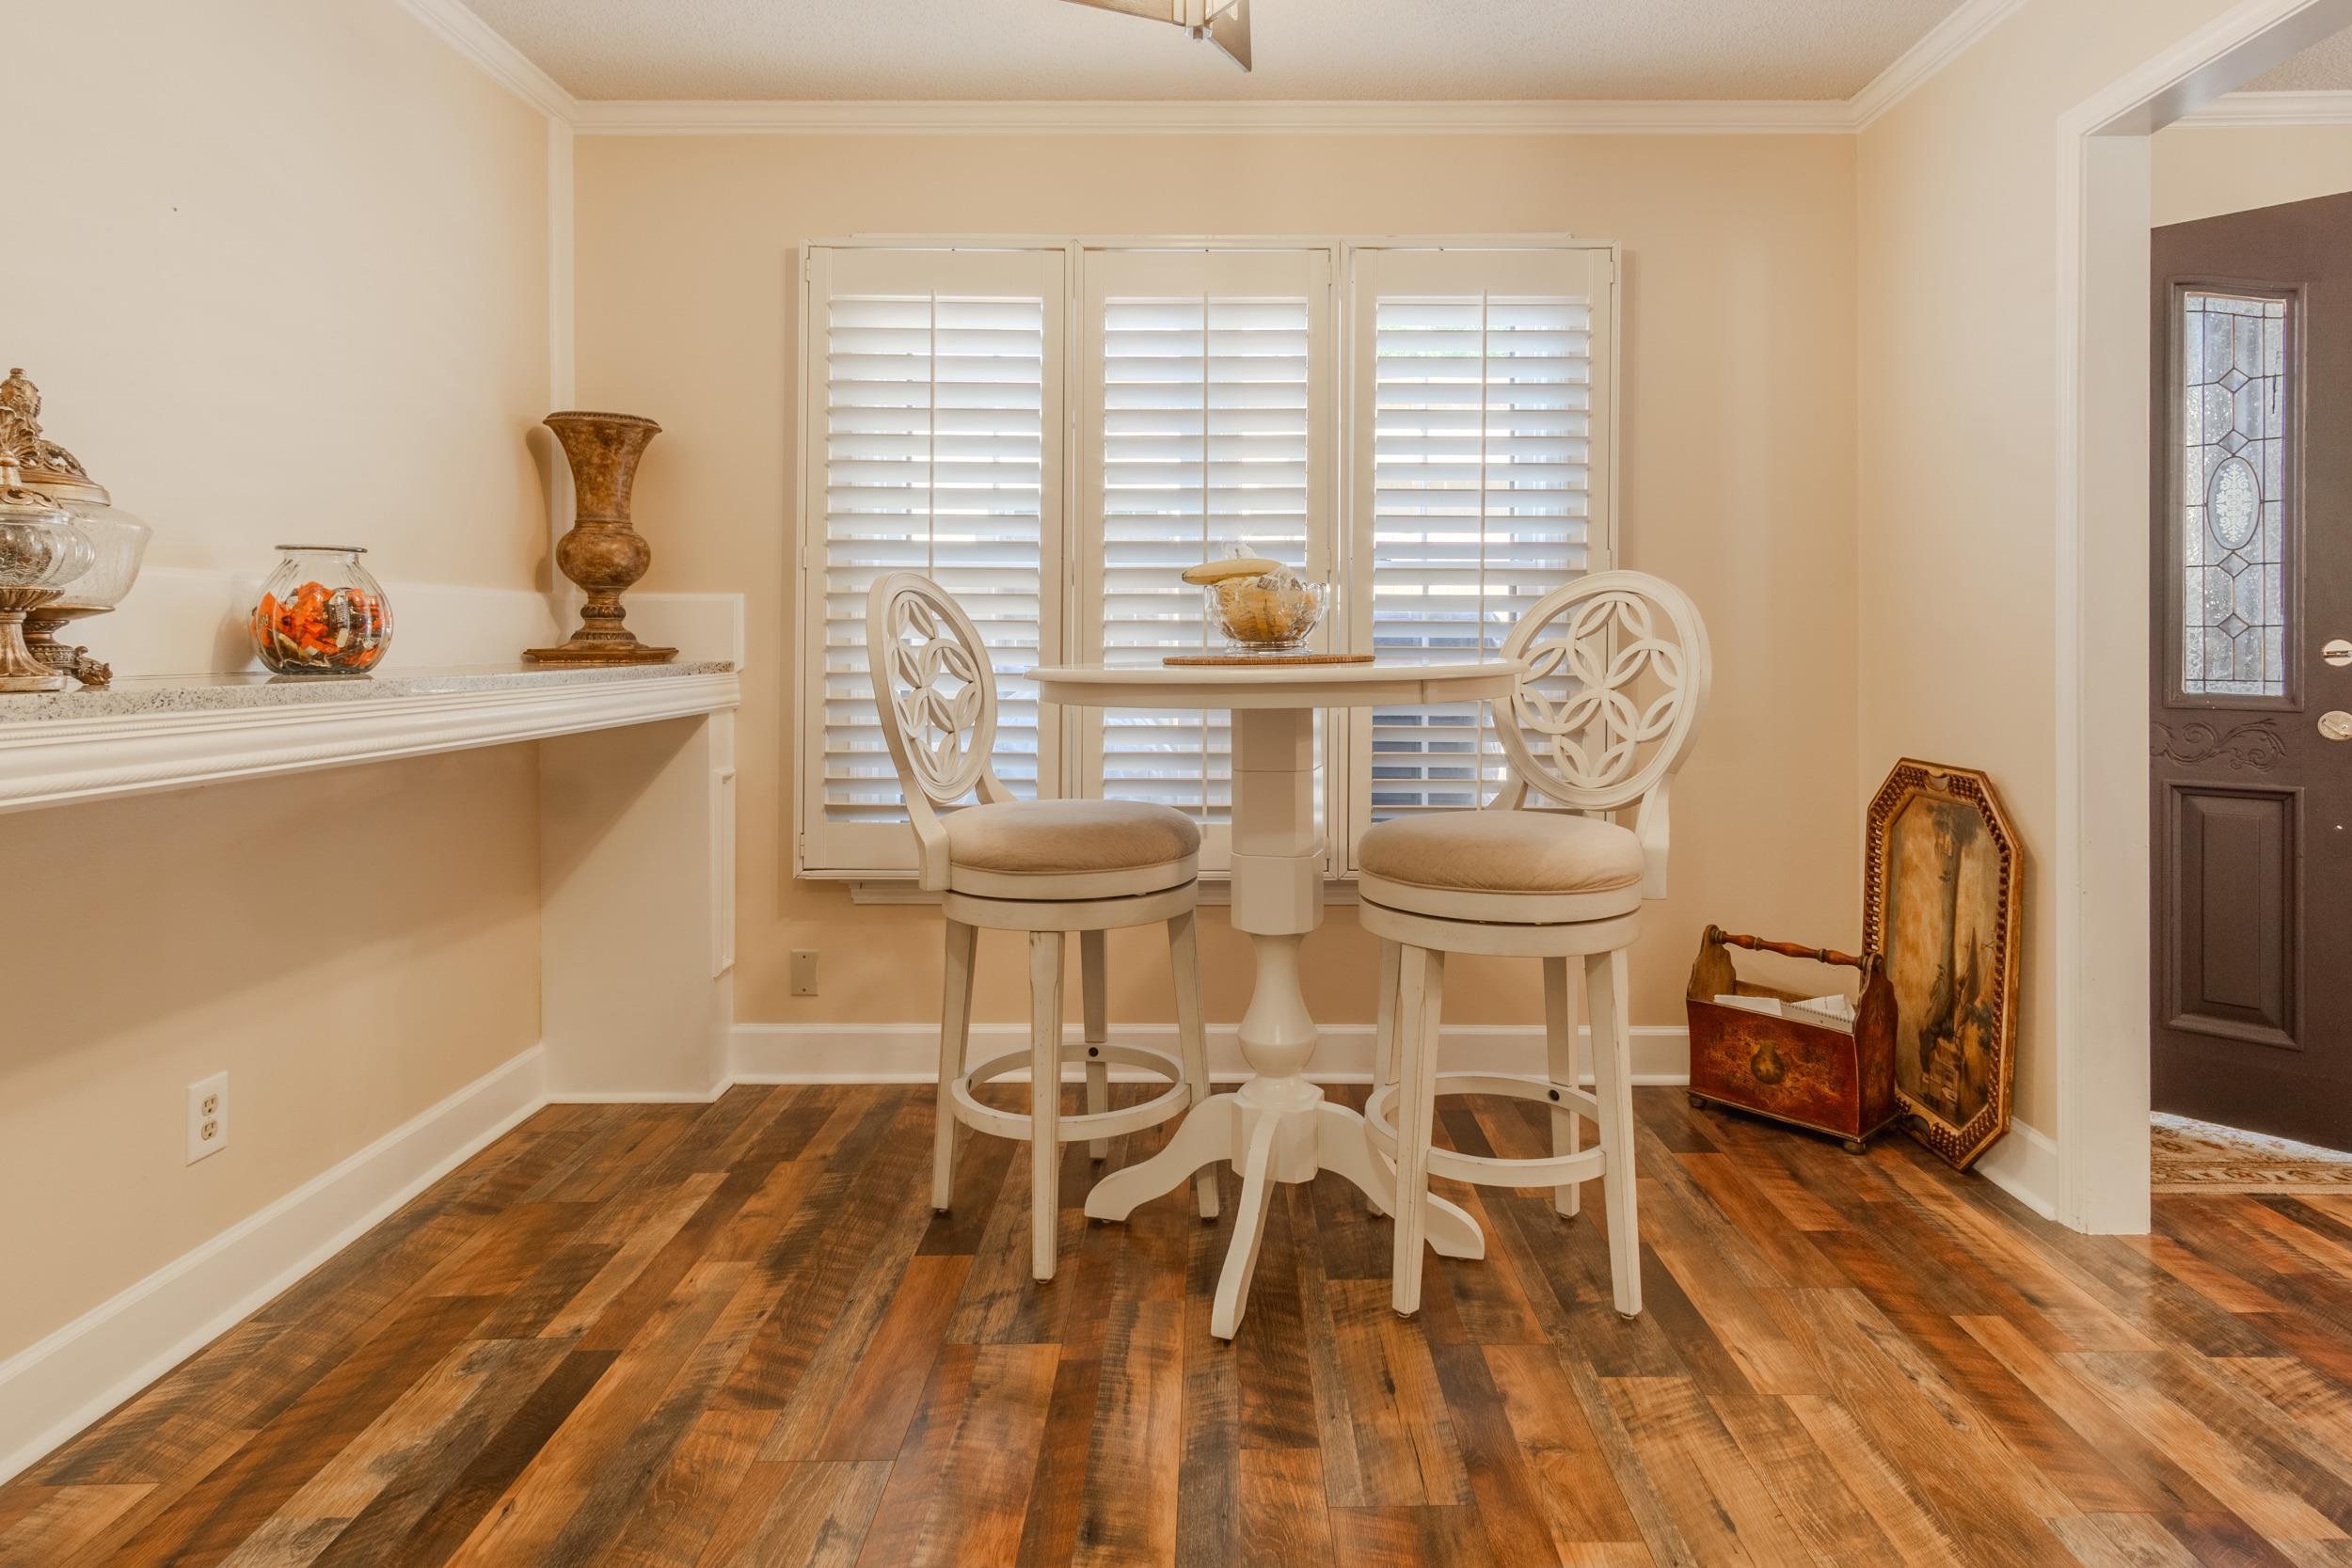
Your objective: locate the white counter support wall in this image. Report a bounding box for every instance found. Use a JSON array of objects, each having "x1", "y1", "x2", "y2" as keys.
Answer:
[
  {"x1": 0, "y1": 658, "x2": 743, "y2": 1101},
  {"x1": 541, "y1": 709, "x2": 737, "y2": 1100}
]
